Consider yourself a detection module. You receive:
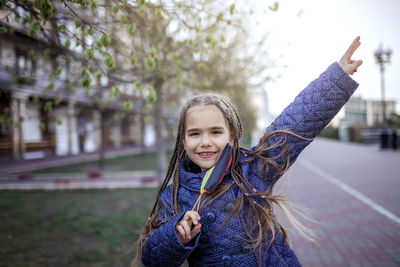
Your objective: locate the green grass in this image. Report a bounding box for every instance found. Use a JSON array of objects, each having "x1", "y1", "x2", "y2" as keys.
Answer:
[
  {"x1": 0, "y1": 189, "x2": 157, "y2": 267},
  {"x1": 31, "y1": 151, "x2": 172, "y2": 174}
]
